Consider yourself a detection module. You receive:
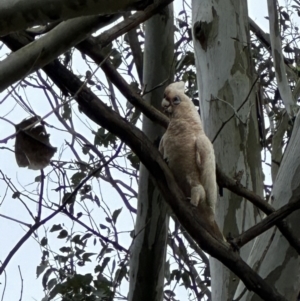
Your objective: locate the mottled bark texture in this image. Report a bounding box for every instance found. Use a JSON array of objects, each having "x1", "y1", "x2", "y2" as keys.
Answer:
[
  {"x1": 192, "y1": 0, "x2": 263, "y2": 299},
  {"x1": 128, "y1": 3, "x2": 174, "y2": 301}
]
